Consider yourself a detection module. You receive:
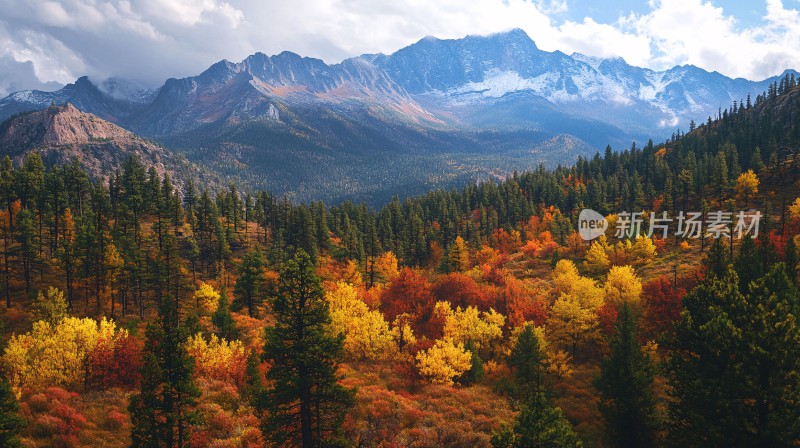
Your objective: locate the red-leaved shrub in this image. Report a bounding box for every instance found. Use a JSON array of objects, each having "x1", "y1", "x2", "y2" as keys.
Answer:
[
  {"x1": 23, "y1": 387, "x2": 88, "y2": 448},
  {"x1": 87, "y1": 333, "x2": 143, "y2": 389}
]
